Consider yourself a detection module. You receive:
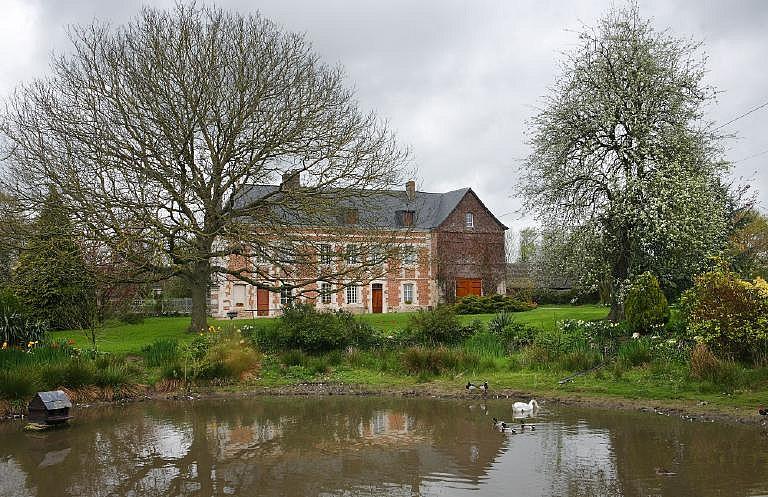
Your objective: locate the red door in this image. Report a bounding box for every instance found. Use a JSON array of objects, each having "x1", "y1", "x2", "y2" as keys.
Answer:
[
  {"x1": 257, "y1": 288, "x2": 270, "y2": 316},
  {"x1": 456, "y1": 278, "x2": 482, "y2": 298},
  {"x1": 372, "y1": 284, "x2": 383, "y2": 313}
]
